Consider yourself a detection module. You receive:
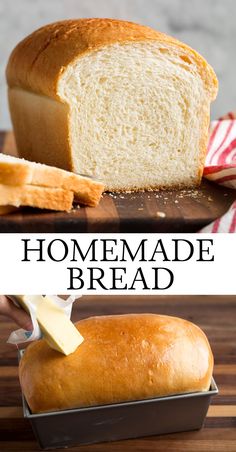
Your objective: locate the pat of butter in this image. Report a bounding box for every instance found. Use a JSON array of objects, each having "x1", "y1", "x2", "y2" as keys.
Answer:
[{"x1": 14, "y1": 295, "x2": 84, "y2": 355}]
